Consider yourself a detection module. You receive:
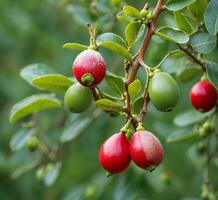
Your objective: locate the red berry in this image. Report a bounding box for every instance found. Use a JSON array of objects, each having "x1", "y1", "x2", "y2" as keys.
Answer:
[
  {"x1": 99, "y1": 133, "x2": 131, "y2": 174},
  {"x1": 189, "y1": 81, "x2": 217, "y2": 112},
  {"x1": 130, "y1": 130, "x2": 163, "y2": 170},
  {"x1": 73, "y1": 49, "x2": 106, "y2": 87}
]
